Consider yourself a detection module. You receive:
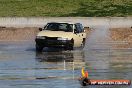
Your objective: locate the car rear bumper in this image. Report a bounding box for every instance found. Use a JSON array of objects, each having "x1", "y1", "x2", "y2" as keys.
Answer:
[{"x1": 35, "y1": 38, "x2": 73, "y2": 48}]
